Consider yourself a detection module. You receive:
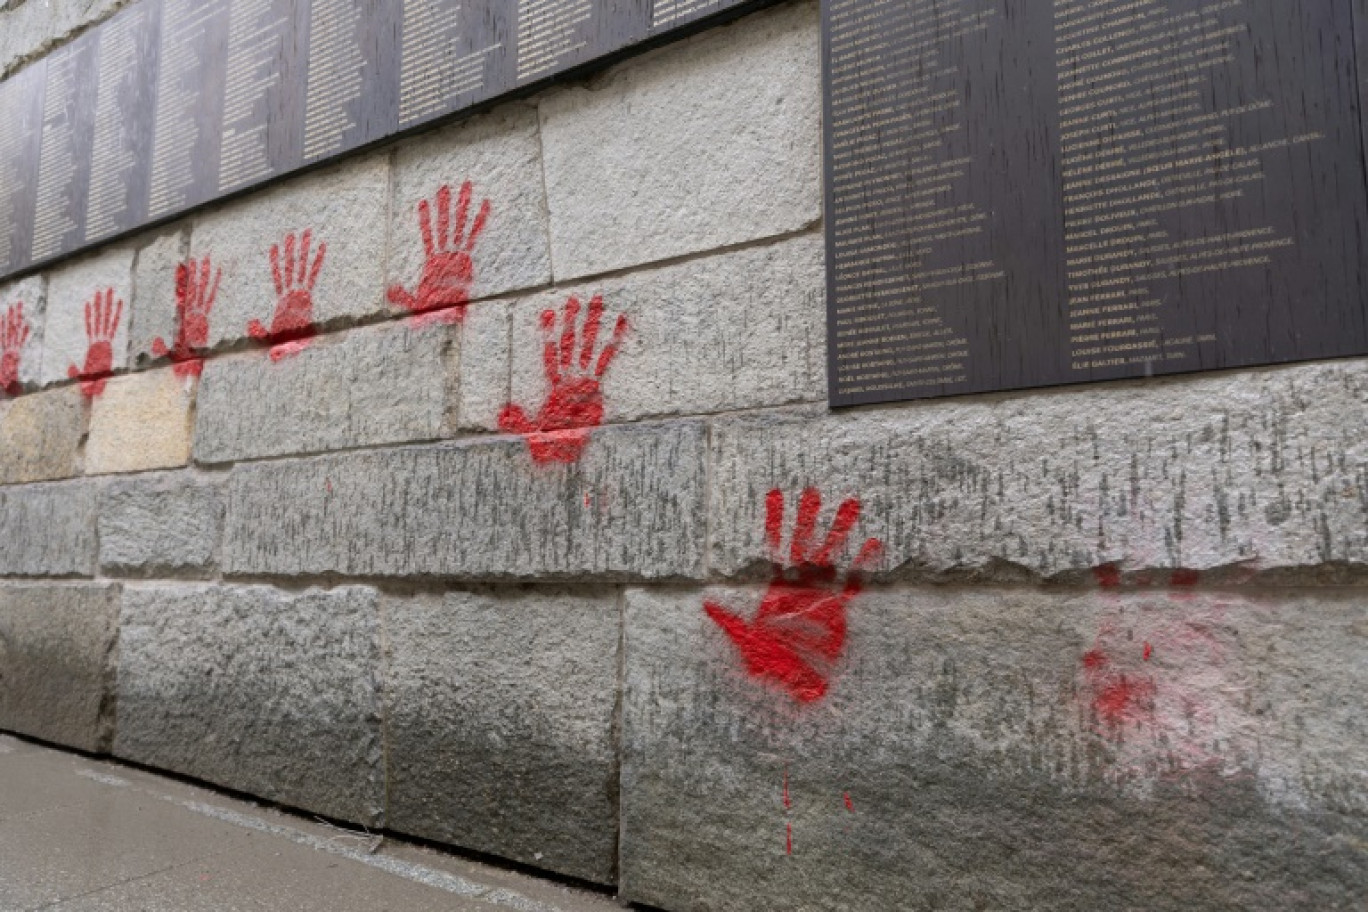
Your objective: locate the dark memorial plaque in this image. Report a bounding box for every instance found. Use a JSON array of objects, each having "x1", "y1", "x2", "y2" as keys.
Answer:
[
  {"x1": 302, "y1": 0, "x2": 401, "y2": 162},
  {"x1": 823, "y1": 0, "x2": 1368, "y2": 406},
  {"x1": 0, "y1": 62, "x2": 46, "y2": 275},
  {"x1": 398, "y1": 0, "x2": 511, "y2": 129},
  {"x1": 31, "y1": 31, "x2": 99, "y2": 262}
]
